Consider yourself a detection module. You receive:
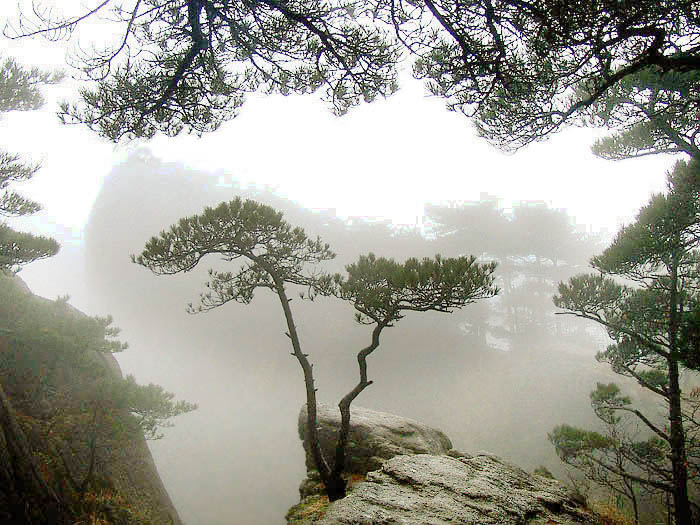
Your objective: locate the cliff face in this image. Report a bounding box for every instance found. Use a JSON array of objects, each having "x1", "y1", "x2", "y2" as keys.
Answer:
[
  {"x1": 0, "y1": 274, "x2": 181, "y2": 524},
  {"x1": 289, "y1": 404, "x2": 600, "y2": 525}
]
